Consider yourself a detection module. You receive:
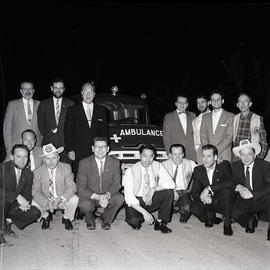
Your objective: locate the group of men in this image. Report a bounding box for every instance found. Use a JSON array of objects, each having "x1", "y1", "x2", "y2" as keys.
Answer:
[{"x1": 1, "y1": 80, "x2": 270, "y2": 246}]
